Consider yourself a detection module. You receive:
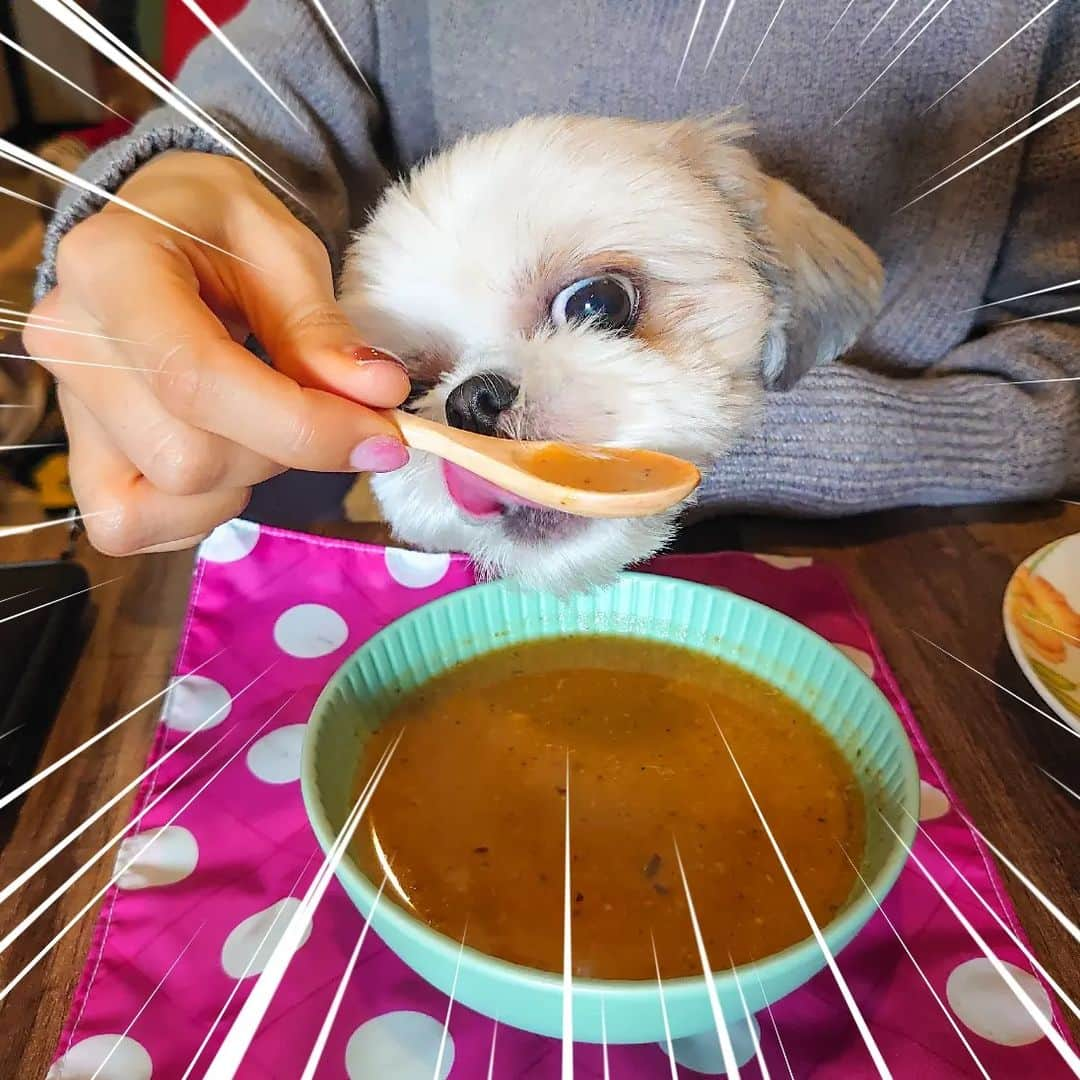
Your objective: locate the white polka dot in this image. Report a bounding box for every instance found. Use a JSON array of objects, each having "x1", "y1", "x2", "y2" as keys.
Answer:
[
  {"x1": 837, "y1": 643, "x2": 876, "y2": 678},
  {"x1": 919, "y1": 780, "x2": 951, "y2": 822},
  {"x1": 385, "y1": 548, "x2": 452, "y2": 589},
  {"x1": 346, "y1": 1011, "x2": 453, "y2": 1080},
  {"x1": 198, "y1": 519, "x2": 261, "y2": 563},
  {"x1": 246, "y1": 724, "x2": 306, "y2": 784},
  {"x1": 753, "y1": 554, "x2": 813, "y2": 570},
  {"x1": 162, "y1": 674, "x2": 232, "y2": 732},
  {"x1": 662, "y1": 1015, "x2": 760, "y2": 1074},
  {"x1": 273, "y1": 604, "x2": 349, "y2": 659},
  {"x1": 947, "y1": 958, "x2": 1053, "y2": 1046},
  {"x1": 115, "y1": 826, "x2": 198, "y2": 890},
  {"x1": 221, "y1": 898, "x2": 313, "y2": 979},
  {"x1": 47, "y1": 1035, "x2": 152, "y2": 1080}
]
